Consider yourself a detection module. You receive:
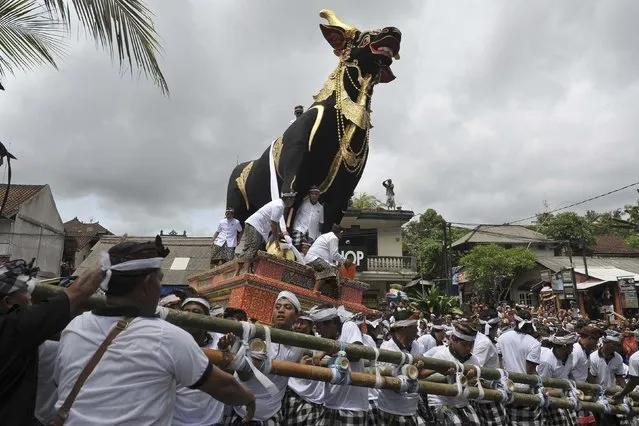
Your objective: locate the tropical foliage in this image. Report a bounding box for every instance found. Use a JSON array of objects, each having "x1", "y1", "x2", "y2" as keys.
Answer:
[
  {"x1": 0, "y1": 0, "x2": 167, "y2": 93},
  {"x1": 407, "y1": 285, "x2": 462, "y2": 317},
  {"x1": 351, "y1": 192, "x2": 383, "y2": 209},
  {"x1": 459, "y1": 244, "x2": 536, "y2": 305}
]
